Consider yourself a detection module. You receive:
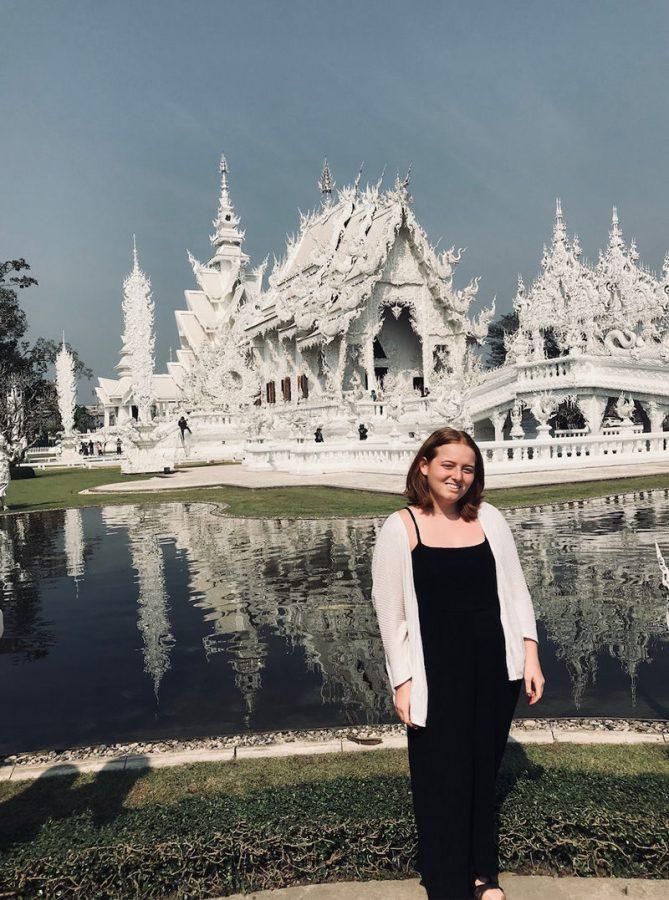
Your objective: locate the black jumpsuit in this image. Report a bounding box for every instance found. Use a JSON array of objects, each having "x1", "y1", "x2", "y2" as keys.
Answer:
[{"x1": 405, "y1": 508, "x2": 522, "y2": 900}]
